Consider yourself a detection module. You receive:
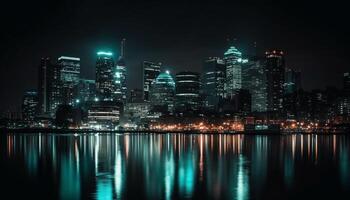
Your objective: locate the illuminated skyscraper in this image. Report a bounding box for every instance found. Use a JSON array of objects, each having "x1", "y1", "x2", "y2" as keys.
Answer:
[
  {"x1": 202, "y1": 57, "x2": 226, "y2": 110},
  {"x1": 58, "y1": 56, "x2": 80, "y2": 105},
  {"x1": 22, "y1": 90, "x2": 39, "y2": 122},
  {"x1": 265, "y1": 50, "x2": 285, "y2": 115},
  {"x1": 175, "y1": 71, "x2": 201, "y2": 113},
  {"x1": 38, "y1": 57, "x2": 62, "y2": 115},
  {"x1": 95, "y1": 51, "x2": 115, "y2": 101},
  {"x1": 75, "y1": 79, "x2": 96, "y2": 103},
  {"x1": 129, "y1": 88, "x2": 143, "y2": 103},
  {"x1": 38, "y1": 57, "x2": 51, "y2": 114},
  {"x1": 242, "y1": 58, "x2": 267, "y2": 112},
  {"x1": 150, "y1": 71, "x2": 175, "y2": 113},
  {"x1": 224, "y1": 46, "x2": 243, "y2": 97},
  {"x1": 143, "y1": 61, "x2": 161, "y2": 101},
  {"x1": 115, "y1": 58, "x2": 127, "y2": 104}
]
